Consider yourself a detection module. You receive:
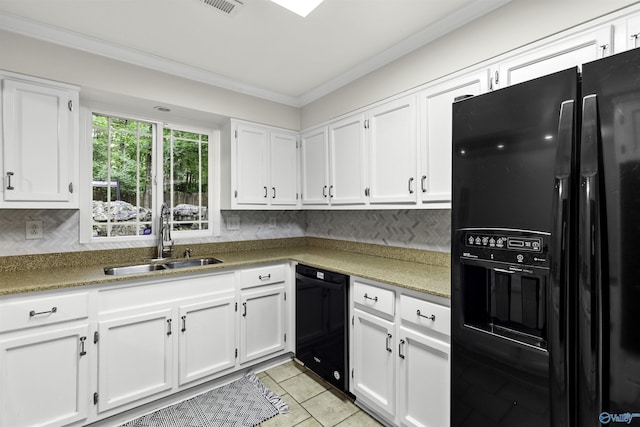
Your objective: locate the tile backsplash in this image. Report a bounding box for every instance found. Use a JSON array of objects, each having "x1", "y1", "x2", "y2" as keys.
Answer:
[{"x1": 0, "y1": 209, "x2": 450, "y2": 256}]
